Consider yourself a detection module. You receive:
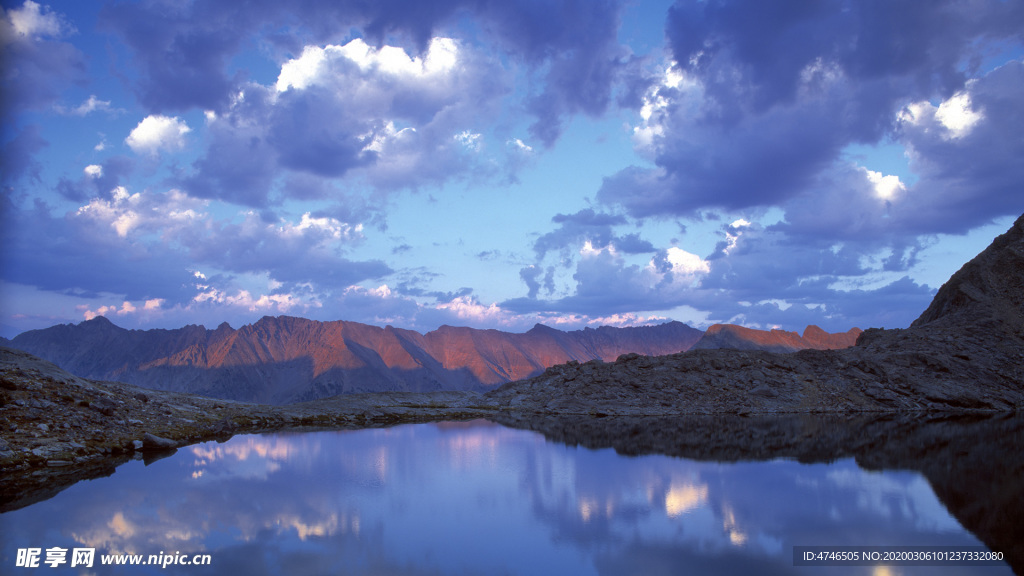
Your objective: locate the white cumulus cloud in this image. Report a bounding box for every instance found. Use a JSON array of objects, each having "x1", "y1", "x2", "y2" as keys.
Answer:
[
  {"x1": 934, "y1": 91, "x2": 984, "y2": 138},
  {"x1": 74, "y1": 187, "x2": 207, "y2": 239},
  {"x1": 4, "y1": 0, "x2": 63, "y2": 40},
  {"x1": 899, "y1": 90, "x2": 984, "y2": 141},
  {"x1": 276, "y1": 37, "x2": 460, "y2": 93},
  {"x1": 861, "y1": 167, "x2": 906, "y2": 200},
  {"x1": 125, "y1": 114, "x2": 191, "y2": 156},
  {"x1": 57, "y1": 95, "x2": 113, "y2": 116}
]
